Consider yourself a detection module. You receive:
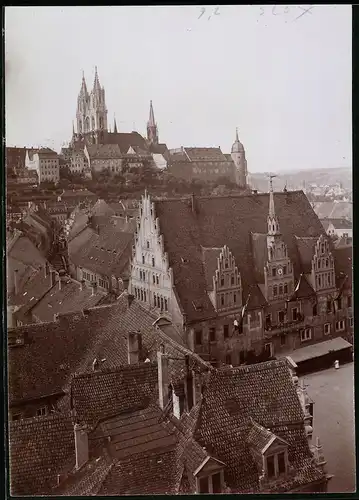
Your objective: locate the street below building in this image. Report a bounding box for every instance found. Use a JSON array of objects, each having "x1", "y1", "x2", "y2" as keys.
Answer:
[{"x1": 302, "y1": 362, "x2": 355, "y2": 493}]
